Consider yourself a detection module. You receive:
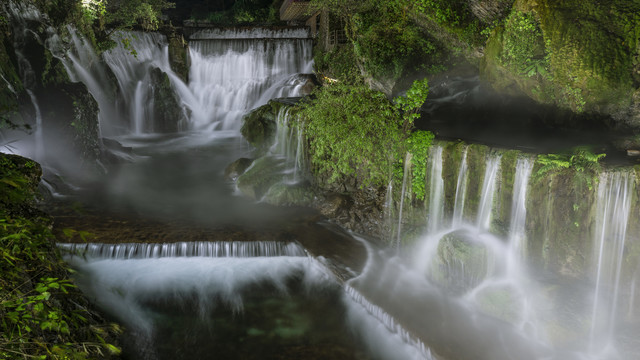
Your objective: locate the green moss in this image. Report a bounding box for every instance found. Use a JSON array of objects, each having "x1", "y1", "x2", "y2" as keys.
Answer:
[
  {"x1": 240, "y1": 101, "x2": 286, "y2": 153},
  {"x1": 485, "y1": 0, "x2": 640, "y2": 117},
  {"x1": 462, "y1": 144, "x2": 490, "y2": 223},
  {"x1": 236, "y1": 156, "x2": 287, "y2": 200},
  {"x1": 493, "y1": 150, "x2": 520, "y2": 236}
]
